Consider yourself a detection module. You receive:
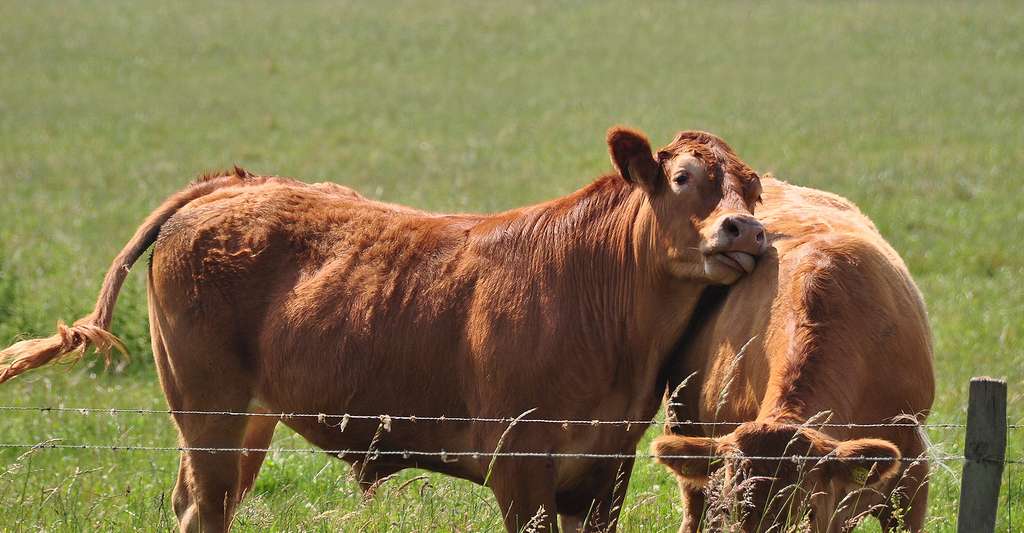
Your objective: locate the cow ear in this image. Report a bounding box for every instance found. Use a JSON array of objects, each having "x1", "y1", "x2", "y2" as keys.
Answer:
[
  {"x1": 651, "y1": 435, "x2": 723, "y2": 483},
  {"x1": 607, "y1": 126, "x2": 662, "y2": 193},
  {"x1": 822, "y1": 438, "x2": 901, "y2": 489}
]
